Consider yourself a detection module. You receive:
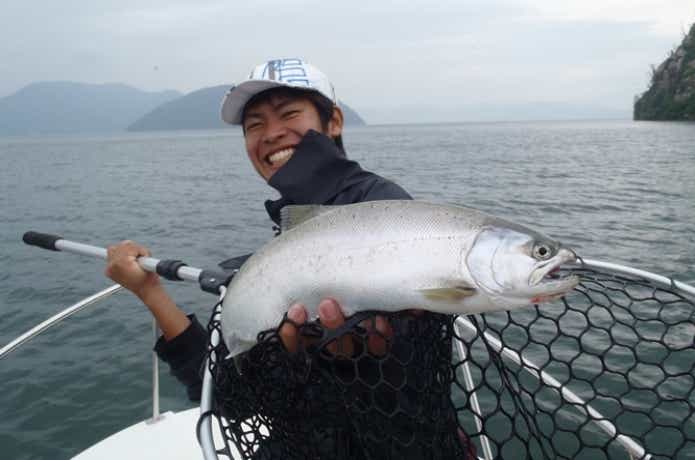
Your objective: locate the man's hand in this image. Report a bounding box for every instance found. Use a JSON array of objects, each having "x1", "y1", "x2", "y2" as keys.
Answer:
[
  {"x1": 105, "y1": 240, "x2": 189, "y2": 340},
  {"x1": 279, "y1": 298, "x2": 394, "y2": 356},
  {"x1": 105, "y1": 240, "x2": 161, "y2": 299}
]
